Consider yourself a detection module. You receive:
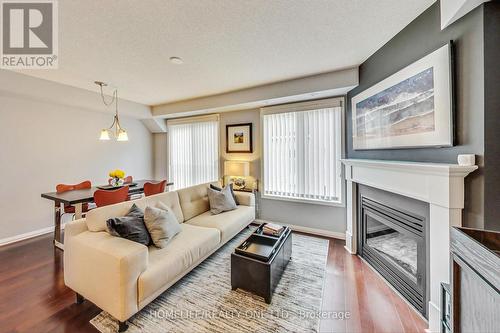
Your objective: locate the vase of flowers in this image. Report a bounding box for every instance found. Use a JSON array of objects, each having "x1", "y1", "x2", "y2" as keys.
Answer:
[{"x1": 109, "y1": 169, "x2": 126, "y2": 187}]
